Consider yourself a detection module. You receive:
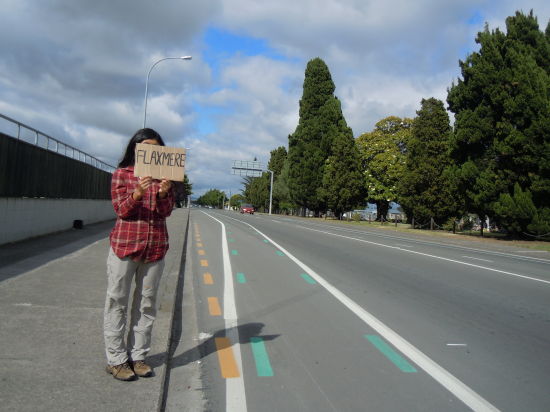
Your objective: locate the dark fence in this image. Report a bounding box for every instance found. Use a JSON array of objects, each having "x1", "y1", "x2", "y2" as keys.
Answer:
[{"x1": 0, "y1": 132, "x2": 111, "y2": 199}]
